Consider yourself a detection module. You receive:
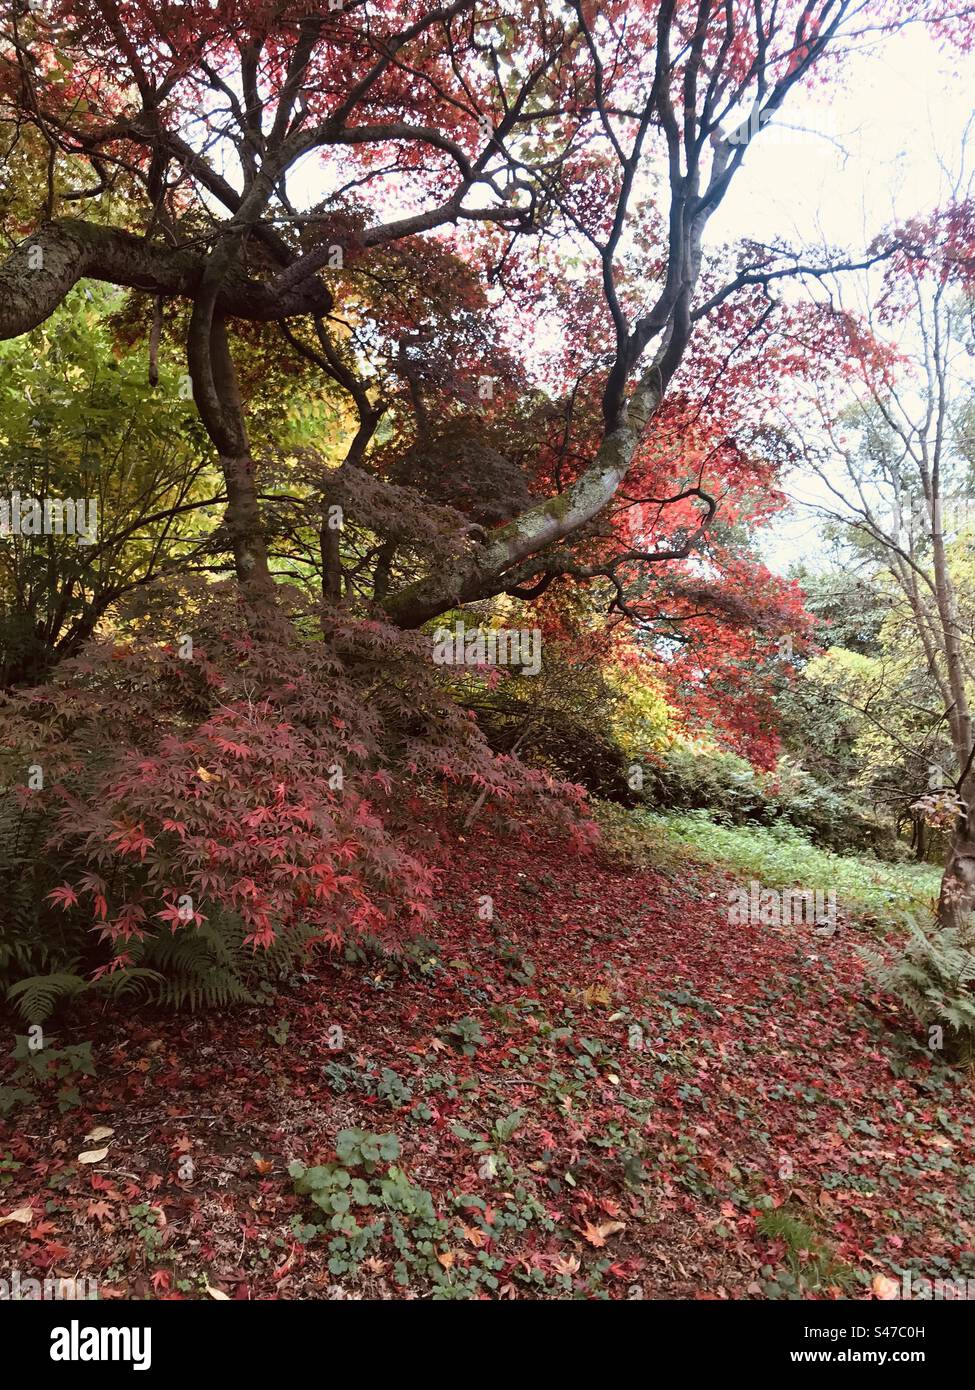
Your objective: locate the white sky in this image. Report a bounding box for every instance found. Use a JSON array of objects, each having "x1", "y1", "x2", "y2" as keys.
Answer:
[
  {"x1": 280, "y1": 24, "x2": 974, "y2": 577},
  {"x1": 707, "y1": 25, "x2": 975, "y2": 574}
]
